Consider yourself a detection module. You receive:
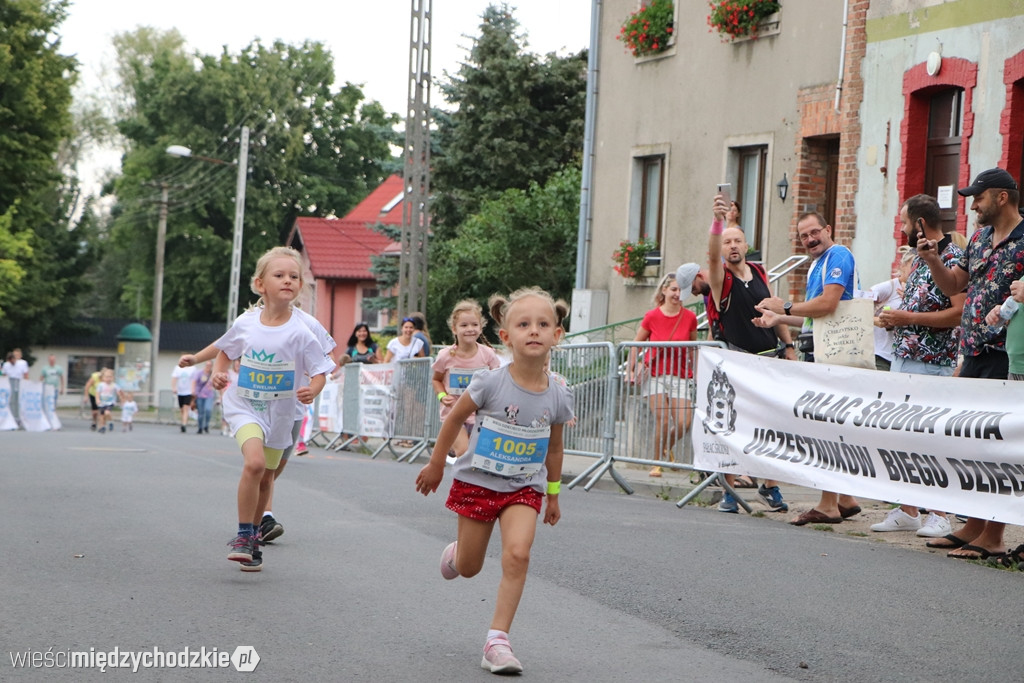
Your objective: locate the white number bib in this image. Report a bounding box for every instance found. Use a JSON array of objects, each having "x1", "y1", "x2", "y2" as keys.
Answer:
[
  {"x1": 236, "y1": 357, "x2": 296, "y2": 400},
  {"x1": 447, "y1": 367, "x2": 486, "y2": 396},
  {"x1": 470, "y1": 416, "x2": 550, "y2": 477}
]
